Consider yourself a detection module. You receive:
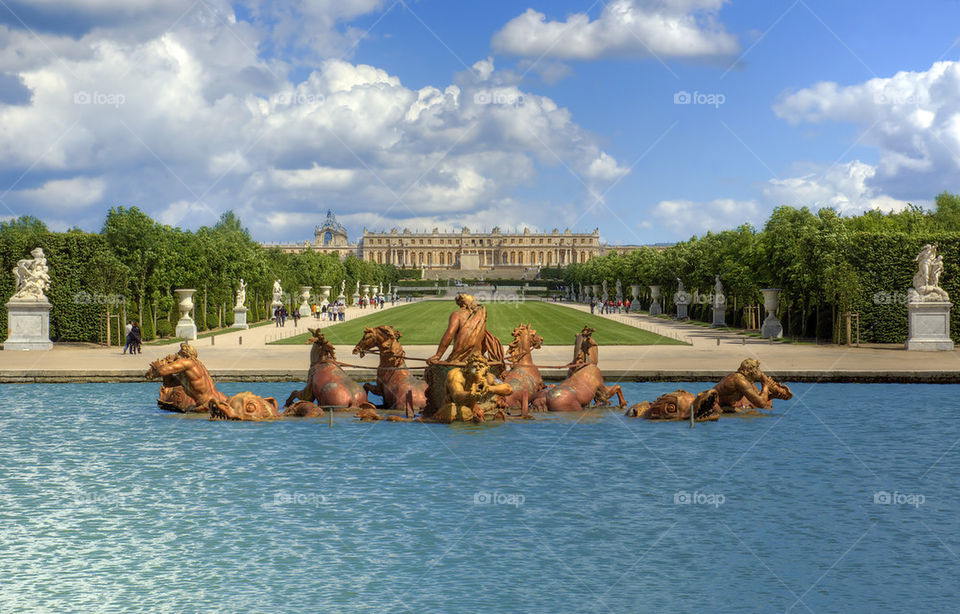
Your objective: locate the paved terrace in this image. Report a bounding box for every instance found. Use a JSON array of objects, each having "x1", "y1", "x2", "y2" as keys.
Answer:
[{"x1": 0, "y1": 299, "x2": 955, "y2": 383}]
